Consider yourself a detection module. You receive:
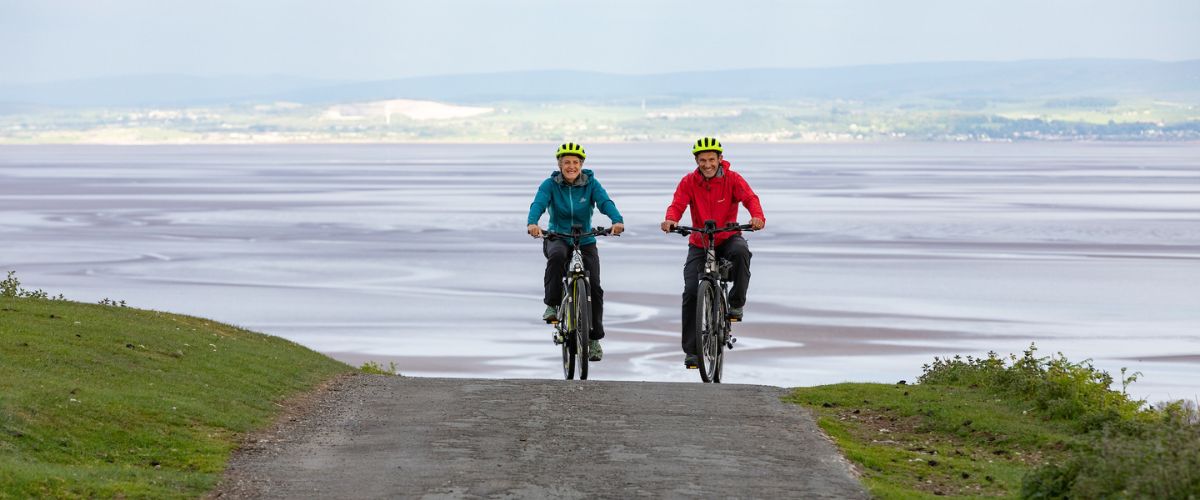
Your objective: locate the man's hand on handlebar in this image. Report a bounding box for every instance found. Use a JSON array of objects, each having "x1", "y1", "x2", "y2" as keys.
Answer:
[
  {"x1": 661, "y1": 220, "x2": 677, "y2": 233},
  {"x1": 612, "y1": 223, "x2": 625, "y2": 236},
  {"x1": 527, "y1": 224, "x2": 543, "y2": 239},
  {"x1": 750, "y1": 217, "x2": 765, "y2": 230}
]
